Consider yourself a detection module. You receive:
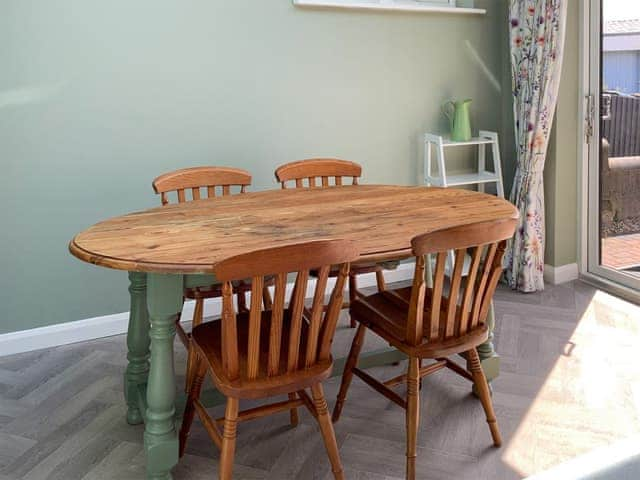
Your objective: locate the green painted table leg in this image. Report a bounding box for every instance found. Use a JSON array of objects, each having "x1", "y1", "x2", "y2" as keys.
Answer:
[
  {"x1": 125, "y1": 272, "x2": 150, "y2": 425},
  {"x1": 144, "y1": 273, "x2": 183, "y2": 480},
  {"x1": 477, "y1": 302, "x2": 500, "y2": 383}
]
